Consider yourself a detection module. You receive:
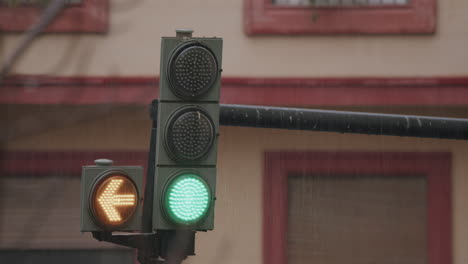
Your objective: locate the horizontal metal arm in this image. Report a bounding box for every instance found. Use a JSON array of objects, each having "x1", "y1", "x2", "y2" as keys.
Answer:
[{"x1": 219, "y1": 104, "x2": 468, "y2": 140}]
